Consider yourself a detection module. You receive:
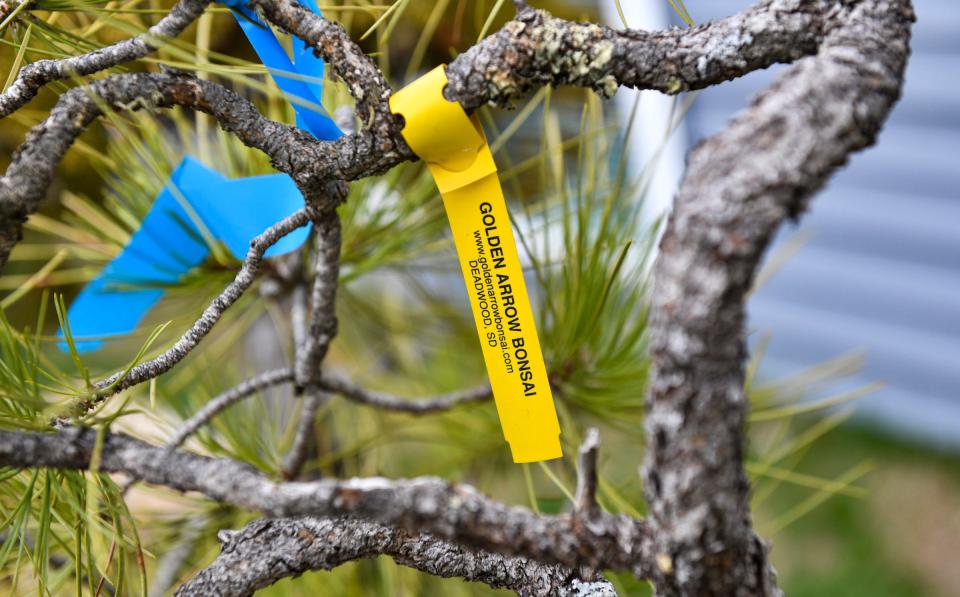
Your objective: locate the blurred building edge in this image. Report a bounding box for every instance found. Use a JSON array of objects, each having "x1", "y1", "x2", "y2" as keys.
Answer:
[
  {"x1": 612, "y1": 0, "x2": 960, "y2": 450},
  {"x1": 597, "y1": 0, "x2": 688, "y2": 233}
]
